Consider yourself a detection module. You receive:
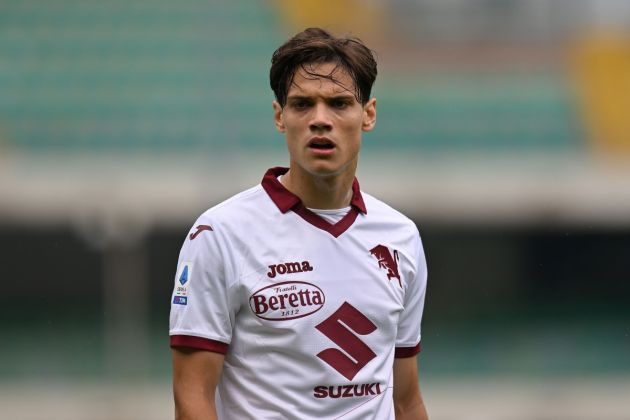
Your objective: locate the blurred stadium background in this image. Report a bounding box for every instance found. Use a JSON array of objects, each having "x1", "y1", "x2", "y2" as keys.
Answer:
[{"x1": 1, "y1": 0, "x2": 629, "y2": 419}]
